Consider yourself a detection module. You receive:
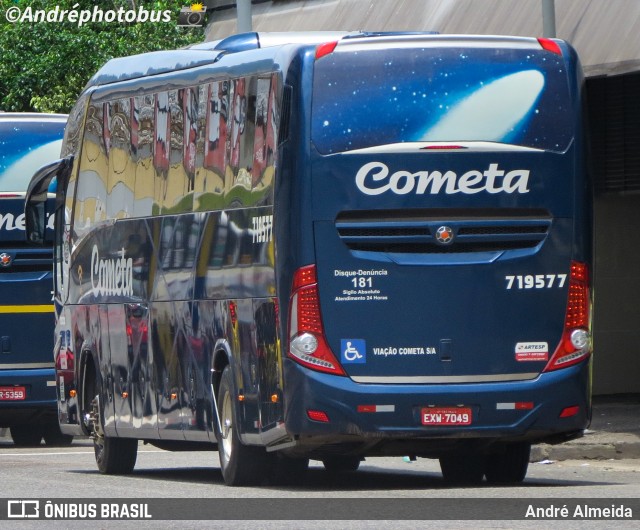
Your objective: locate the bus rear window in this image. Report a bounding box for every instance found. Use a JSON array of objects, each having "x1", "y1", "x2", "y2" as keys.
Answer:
[
  {"x1": 0, "y1": 120, "x2": 64, "y2": 192},
  {"x1": 312, "y1": 46, "x2": 574, "y2": 154}
]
